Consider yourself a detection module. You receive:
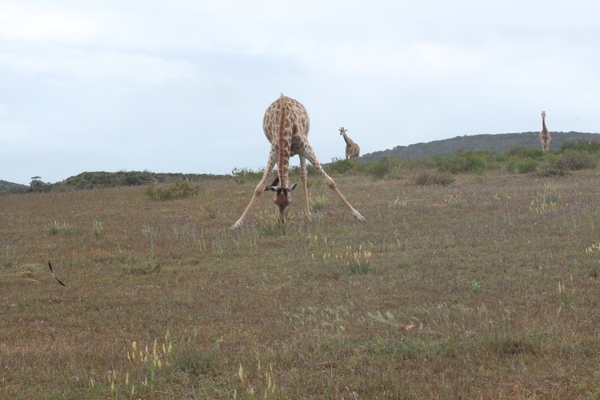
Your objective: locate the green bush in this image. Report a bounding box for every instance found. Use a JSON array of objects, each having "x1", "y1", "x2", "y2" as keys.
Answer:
[
  {"x1": 437, "y1": 150, "x2": 487, "y2": 174},
  {"x1": 554, "y1": 151, "x2": 598, "y2": 171},
  {"x1": 559, "y1": 139, "x2": 600, "y2": 154},
  {"x1": 326, "y1": 158, "x2": 358, "y2": 175},
  {"x1": 145, "y1": 180, "x2": 200, "y2": 201},
  {"x1": 363, "y1": 156, "x2": 400, "y2": 179},
  {"x1": 506, "y1": 158, "x2": 538, "y2": 174},
  {"x1": 506, "y1": 146, "x2": 544, "y2": 160},
  {"x1": 414, "y1": 171, "x2": 455, "y2": 186},
  {"x1": 230, "y1": 167, "x2": 263, "y2": 185}
]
